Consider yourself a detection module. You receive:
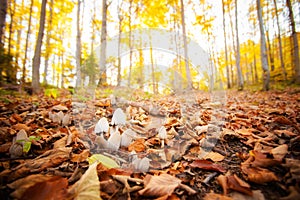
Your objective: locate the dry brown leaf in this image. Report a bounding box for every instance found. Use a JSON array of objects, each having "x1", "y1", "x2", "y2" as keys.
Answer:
[
  {"x1": 128, "y1": 138, "x2": 146, "y2": 152},
  {"x1": 270, "y1": 144, "x2": 288, "y2": 161},
  {"x1": 204, "y1": 151, "x2": 225, "y2": 162},
  {"x1": 204, "y1": 193, "x2": 233, "y2": 200},
  {"x1": 190, "y1": 159, "x2": 226, "y2": 173},
  {"x1": 8, "y1": 174, "x2": 57, "y2": 199},
  {"x1": 21, "y1": 176, "x2": 68, "y2": 200},
  {"x1": 230, "y1": 190, "x2": 265, "y2": 200},
  {"x1": 241, "y1": 165, "x2": 278, "y2": 184},
  {"x1": 10, "y1": 147, "x2": 72, "y2": 181},
  {"x1": 52, "y1": 104, "x2": 68, "y2": 111},
  {"x1": 250, "y1": 150, "x2": 281, "y2": 168},
  {"x1": 71, "y1": 149, "x2": 90, "y2": 163},
  {"x1": 138, "y1": 174, "x2": 181, "y2": 197}
]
